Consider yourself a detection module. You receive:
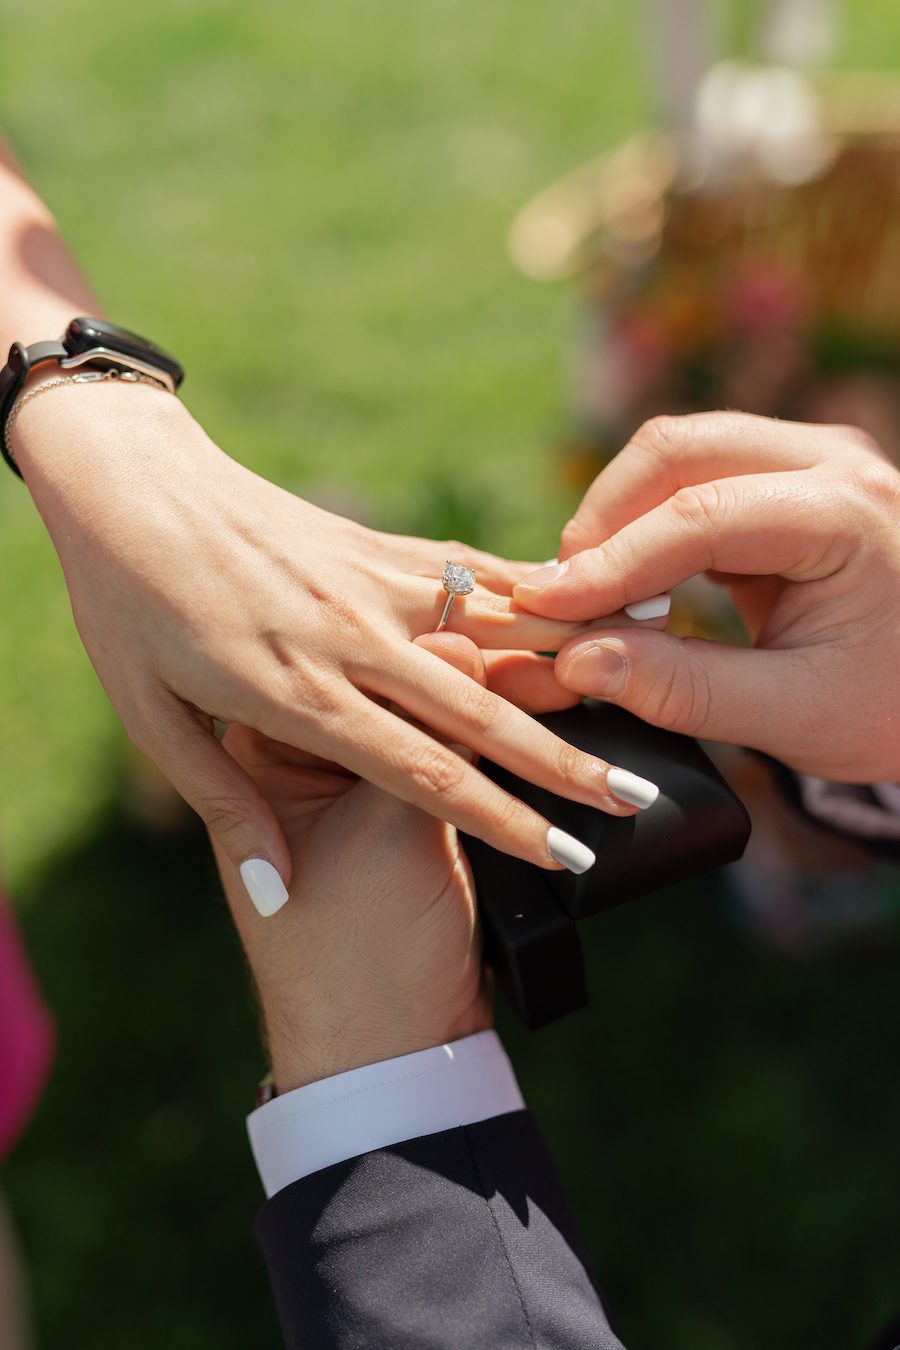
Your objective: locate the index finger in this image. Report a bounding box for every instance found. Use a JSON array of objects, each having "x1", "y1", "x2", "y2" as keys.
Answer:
[
  {"x1": 516, "y1": 469, "x2": 855, "y2": 622},
  {"x1": 558, "y1": 412, "x2": 852, "y2": 562},
  {"x1": 418, "y1": 582, "x2": 669, "y2": 651}
]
